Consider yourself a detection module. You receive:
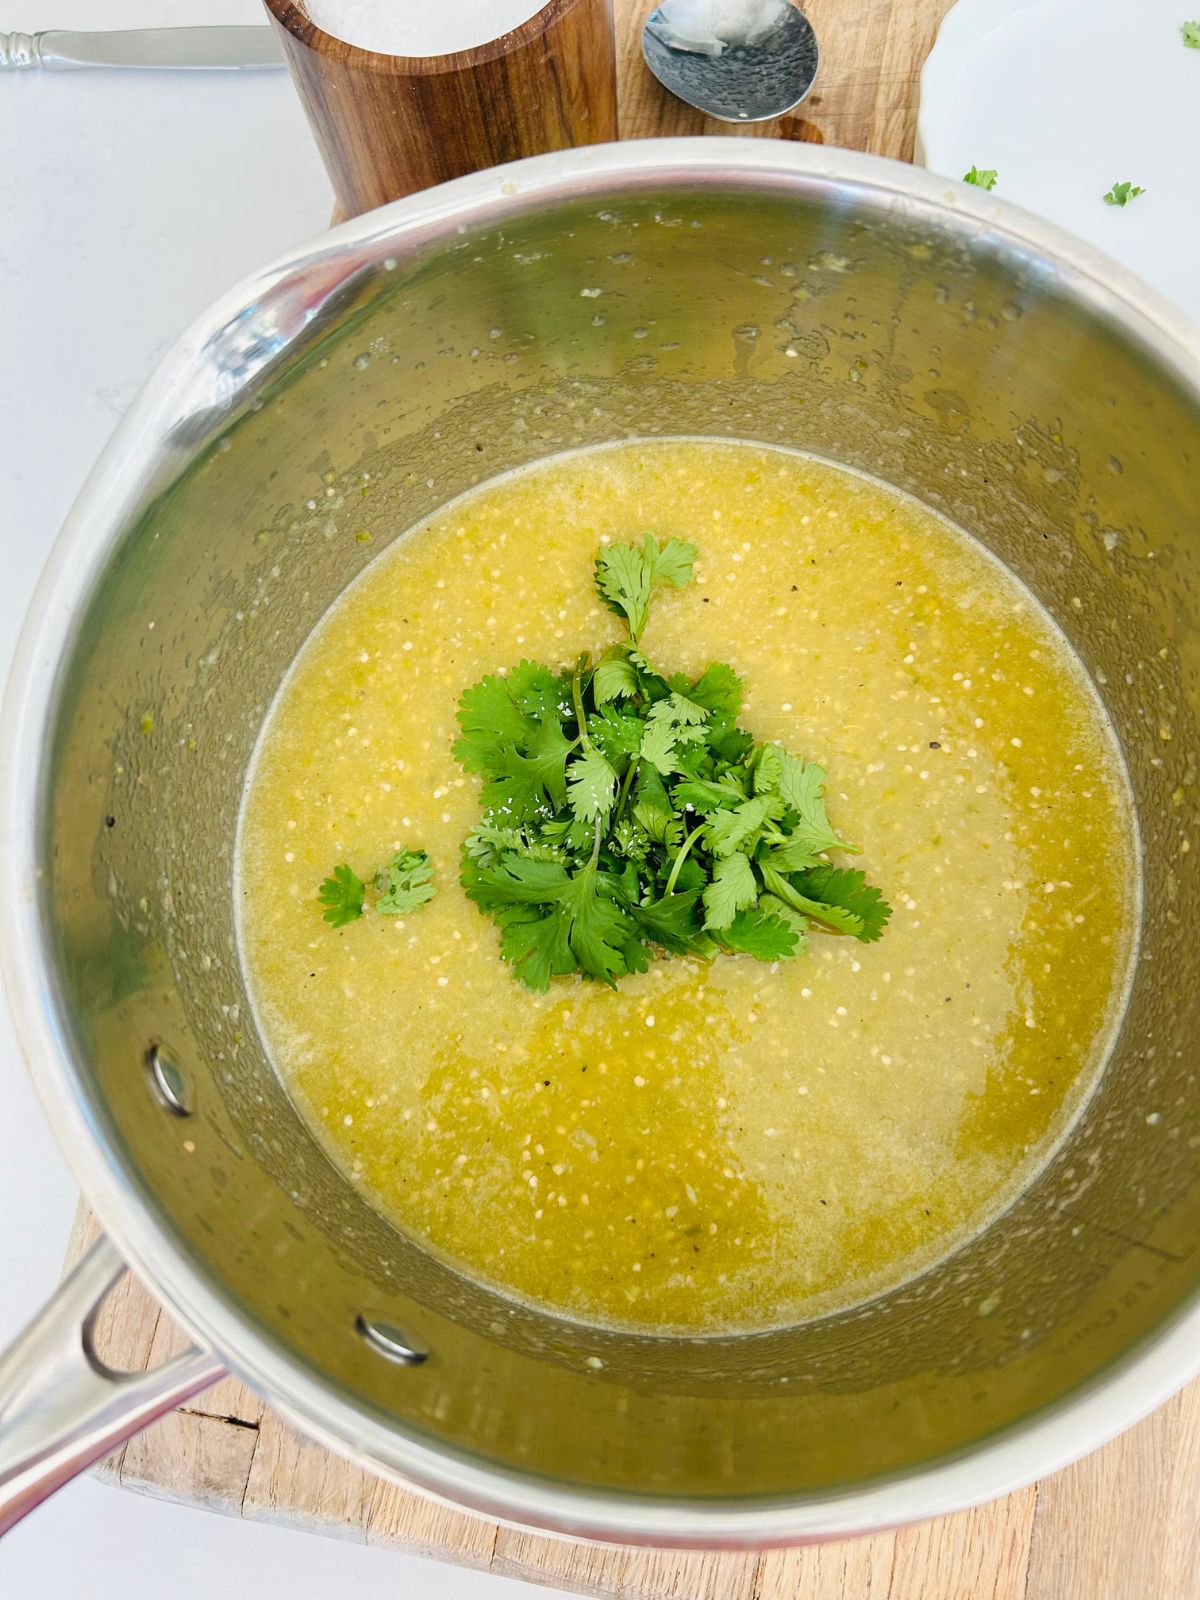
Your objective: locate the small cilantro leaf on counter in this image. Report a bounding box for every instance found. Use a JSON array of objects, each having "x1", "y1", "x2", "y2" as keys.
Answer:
[
  {"x1": 1182, "y1": 20, "x2": 1200, "y2": 47},
  {"x1": 962, "y1": 166, "x2": 998, "y2": 190},
  {"x1": 1103, "y1": 181, "x2": 1146, "y2": 207}
]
